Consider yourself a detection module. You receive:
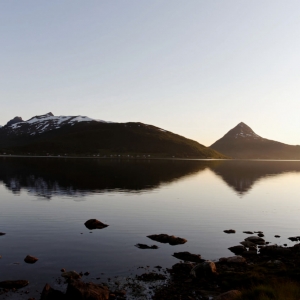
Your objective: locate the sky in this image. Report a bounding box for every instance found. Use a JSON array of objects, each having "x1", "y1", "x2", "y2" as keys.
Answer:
[{"x1": 1, "y1": 1, "x2": 300, "y2": 146}]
